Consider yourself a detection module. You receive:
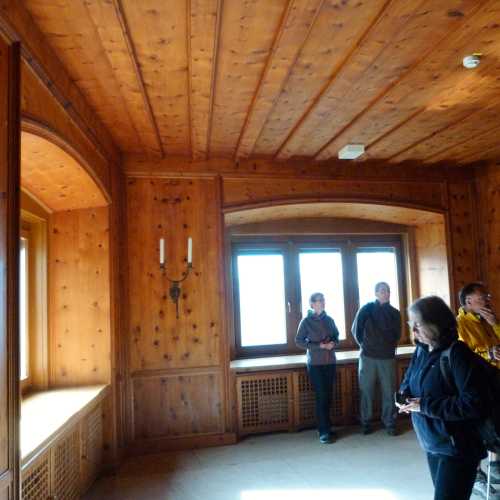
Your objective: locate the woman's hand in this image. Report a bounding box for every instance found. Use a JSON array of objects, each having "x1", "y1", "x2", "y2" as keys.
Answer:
[
  {"x1": 397, "y1": 398, "x2": 421, "y2": 414},
  {"x1": 320, "y1": 341, "x2": 335, "y2": 351}
]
